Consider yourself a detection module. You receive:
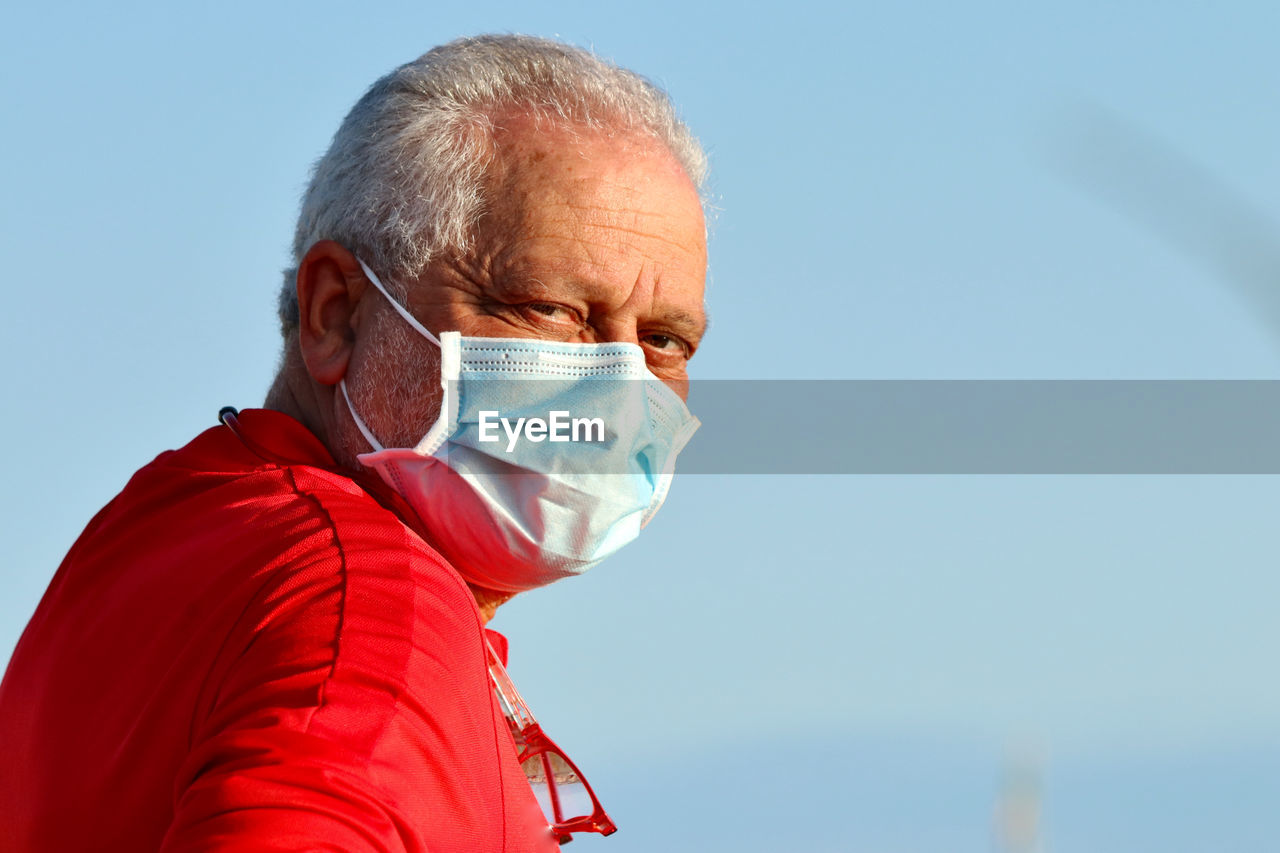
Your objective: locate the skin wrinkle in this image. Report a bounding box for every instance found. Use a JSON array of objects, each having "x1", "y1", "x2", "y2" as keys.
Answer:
[
  {"x1": 506, "y1": 228, "x2": 697, "y2": 258},
  {"x1": 491, "y1": 237, "x2": 701, "y2": 360},
  {"x1": 414, "y1": 131, "x2": 705, "y2": 377}
]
